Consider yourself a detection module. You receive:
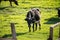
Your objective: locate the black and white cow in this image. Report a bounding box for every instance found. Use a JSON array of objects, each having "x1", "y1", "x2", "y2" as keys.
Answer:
[
  {"x1": 58, "y1": 8, "x2": 60, "y2": 17},
  {"x1": 25, "y1": 8, "x2": 41, "y2": 32},
  {"x1": 0, "y1": 0, "x2": 18, "y2": 6}
]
